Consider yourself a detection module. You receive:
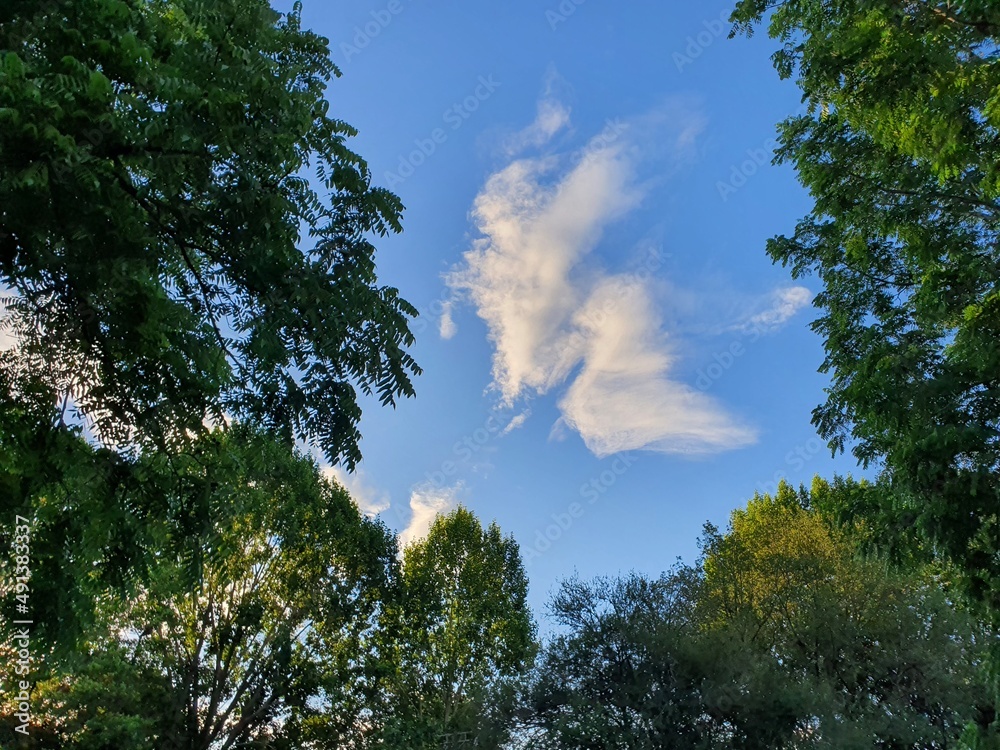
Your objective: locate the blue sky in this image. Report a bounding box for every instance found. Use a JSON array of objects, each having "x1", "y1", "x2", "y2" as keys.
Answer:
[{"x1": 285, "y1": 0, "x2": 872, "y2": 614}]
